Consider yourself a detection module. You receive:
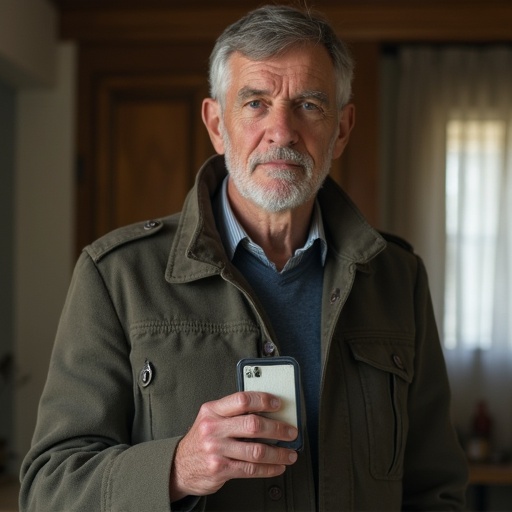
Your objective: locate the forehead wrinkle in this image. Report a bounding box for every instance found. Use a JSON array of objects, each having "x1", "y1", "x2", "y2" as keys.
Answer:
[{"x1": 230, "y1": 52, "x2": 336, "y2": 98}]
